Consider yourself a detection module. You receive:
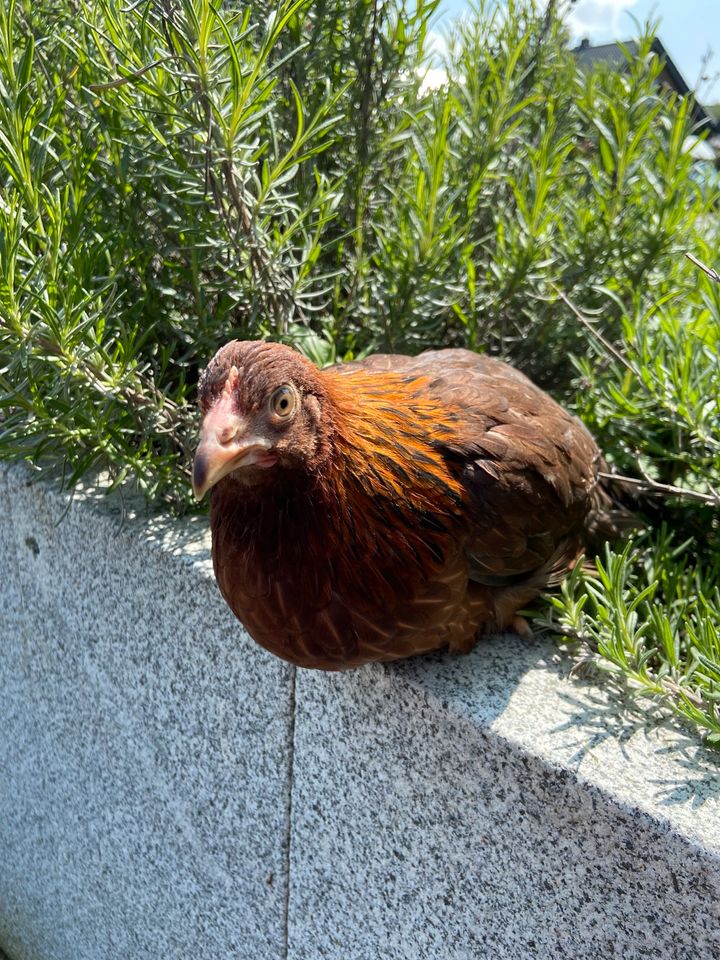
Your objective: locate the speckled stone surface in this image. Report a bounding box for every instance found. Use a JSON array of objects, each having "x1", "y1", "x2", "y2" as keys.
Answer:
[
  {"x1": 2, "y1": 465, "x2": 720, "y2": 960},
  {"x1": 288, "y1": 648, "x2": 720, "y2": 959},
  {"x1": 0, "y1": 466, "x2": 293, "y2": 960}
]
